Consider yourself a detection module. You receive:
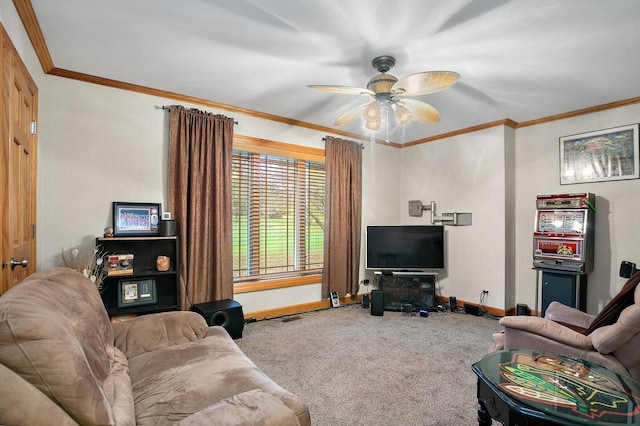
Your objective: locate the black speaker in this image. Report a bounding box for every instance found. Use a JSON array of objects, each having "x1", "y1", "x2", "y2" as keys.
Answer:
[
  {"x1": 191, "y1": 299, "x2": 245, "y2": 339},
  {"x1": 516, "y1": 303, "x2": 530, "y2": 316},
  {"x1": 158, "y1": 219, "x2": 176, "y2": 236},
  {"x1": 620, "y1": 261, "x2": 637, "y2": 278},
  {"x1": 361, "y1": 294, "x2": 370, "y2": 309},
  {"x1": 371, "y1": 290, "x2": 384, "y2": 316}
]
